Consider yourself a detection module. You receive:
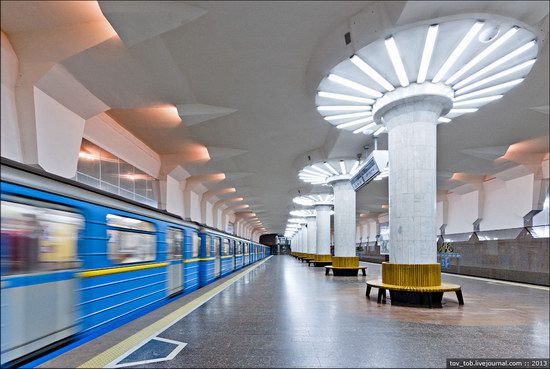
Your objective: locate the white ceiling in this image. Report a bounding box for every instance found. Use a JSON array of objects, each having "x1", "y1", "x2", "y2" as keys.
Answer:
[{"x1": 1, "y1": 1, "x2": 548, "y2": 234}]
